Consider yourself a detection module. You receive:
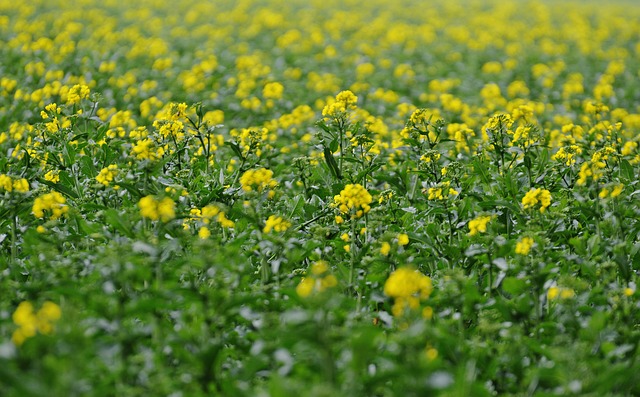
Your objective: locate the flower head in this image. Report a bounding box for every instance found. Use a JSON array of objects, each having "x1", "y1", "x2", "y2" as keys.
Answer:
[
  {"x1": 522, "y1": 188, "x2": 552, "y2": 213},
  {"x1": 333, "y1": 183, "x2": 372, "y2": 220},
  {"x1": 468, "y1": 215, "x2": 492, "y2": 236},
  {"x1": 138, "y1": 195, "x2": 176, "y2": 222},
  {"x1": 33, "y1": 191, "x2": 68, "y2": 220},
  {"x1": 384, "y1": 267, "x2": 433, "y2": 317}
]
